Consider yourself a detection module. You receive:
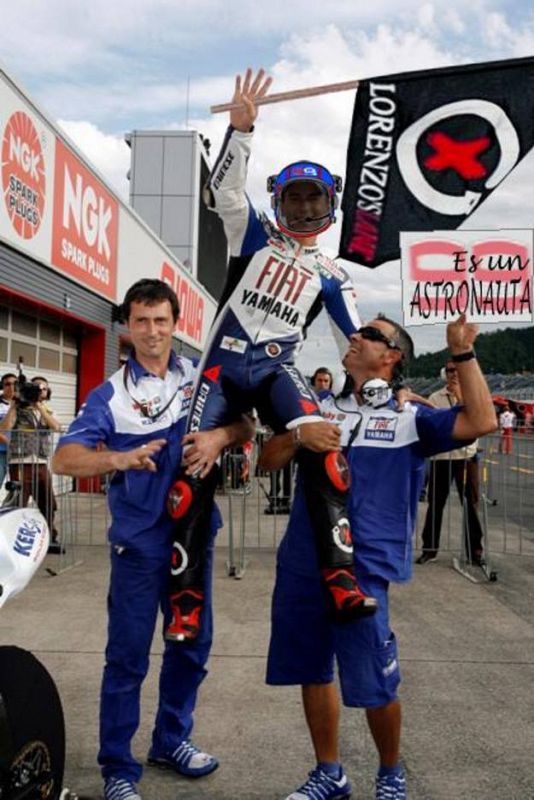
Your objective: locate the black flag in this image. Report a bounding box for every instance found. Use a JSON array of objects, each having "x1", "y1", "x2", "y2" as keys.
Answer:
[{"x1": 339, "y1": 56, "x2": 534, "y2": 268}]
